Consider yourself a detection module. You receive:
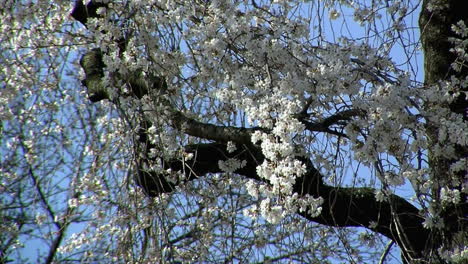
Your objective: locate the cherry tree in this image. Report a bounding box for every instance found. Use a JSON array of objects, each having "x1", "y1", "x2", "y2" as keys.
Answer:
[{"x1": 1, "y1": 0, "x2": 466, "y2": 263}]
